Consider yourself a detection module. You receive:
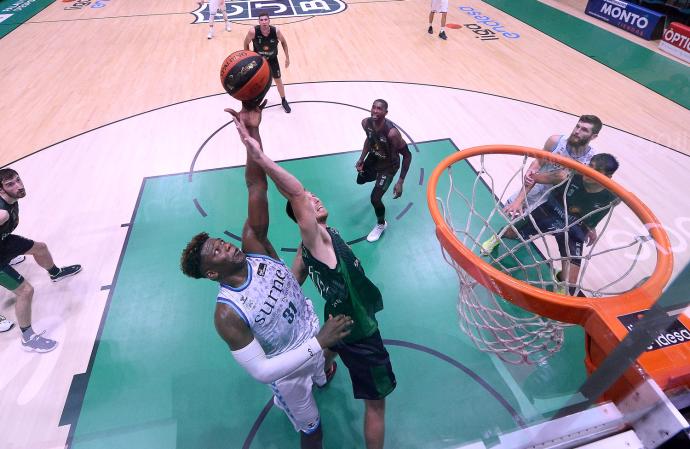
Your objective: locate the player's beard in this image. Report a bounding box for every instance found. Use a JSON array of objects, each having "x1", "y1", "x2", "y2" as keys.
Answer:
[
  {"x1": 10, "y1": 189, "x2": 26, "y2": 199},
  {"x1": 567, "y1": 134, "x2": 589, "y2": 148}
]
